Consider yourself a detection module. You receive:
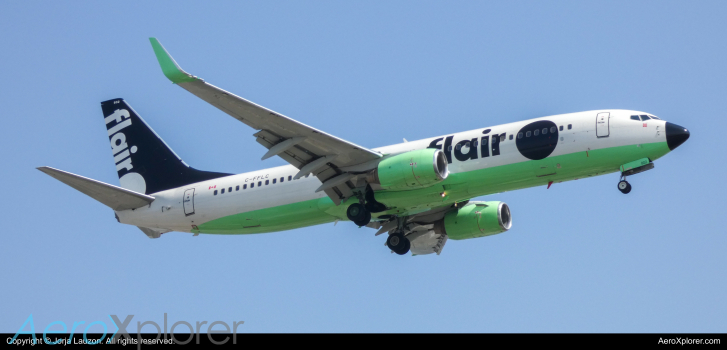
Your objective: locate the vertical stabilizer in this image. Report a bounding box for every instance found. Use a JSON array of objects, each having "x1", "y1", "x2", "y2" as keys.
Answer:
[{"x1": 101, "y1": 99, "x2": 231, "y2": 195}]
